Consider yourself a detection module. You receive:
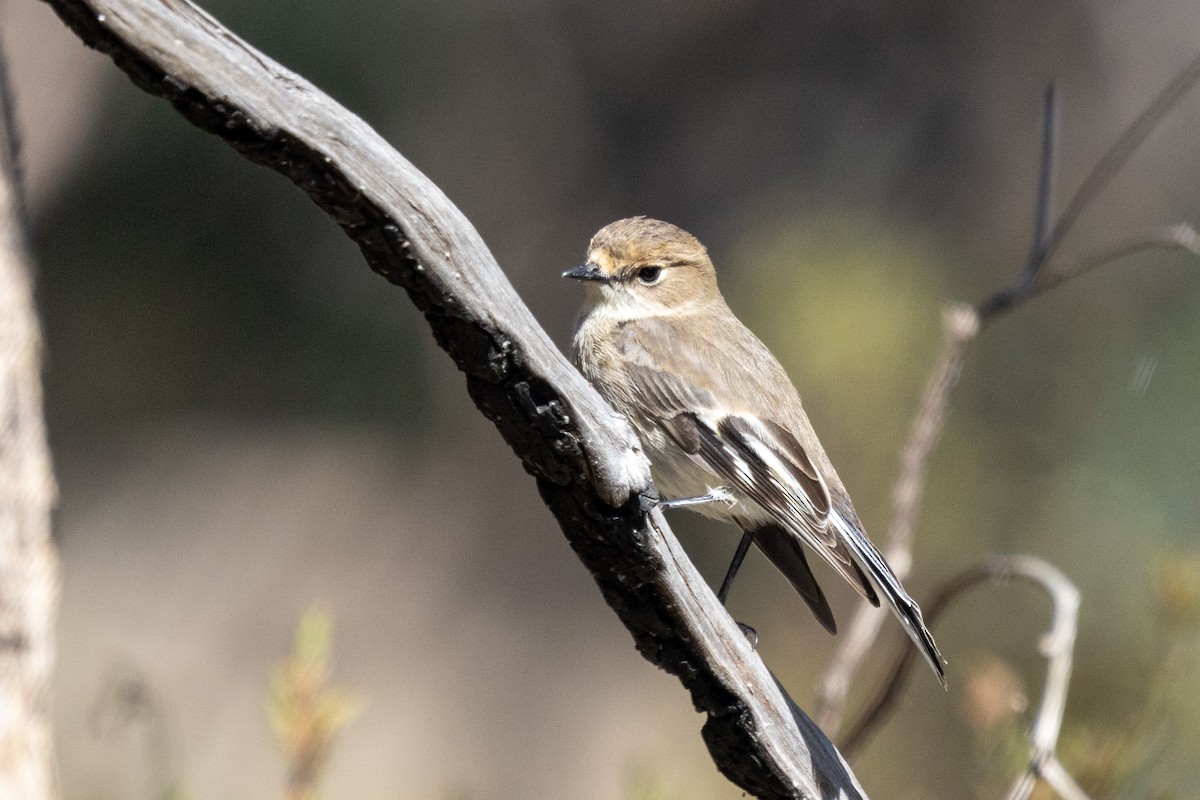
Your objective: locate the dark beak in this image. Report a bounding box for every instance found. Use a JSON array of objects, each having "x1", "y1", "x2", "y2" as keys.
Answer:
[{"x1": 562, "y1": 262, "x2": 608, "y2": 282}]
